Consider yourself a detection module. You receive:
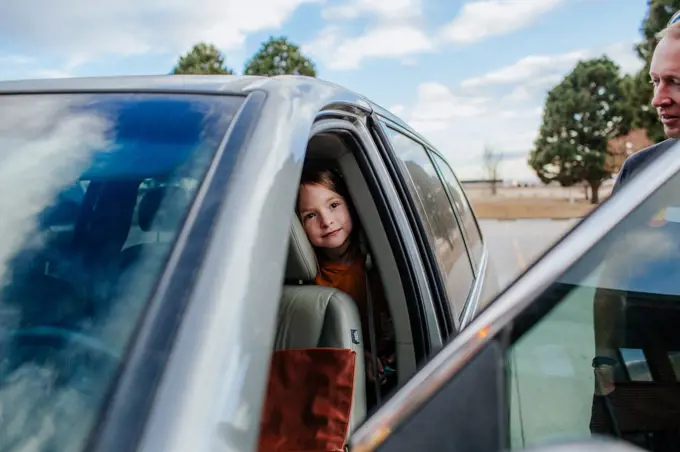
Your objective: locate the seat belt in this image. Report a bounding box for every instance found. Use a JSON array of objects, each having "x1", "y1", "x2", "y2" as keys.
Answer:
[{"x1": 365, "y1": 257, "x2": 382, "y2": 406}]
